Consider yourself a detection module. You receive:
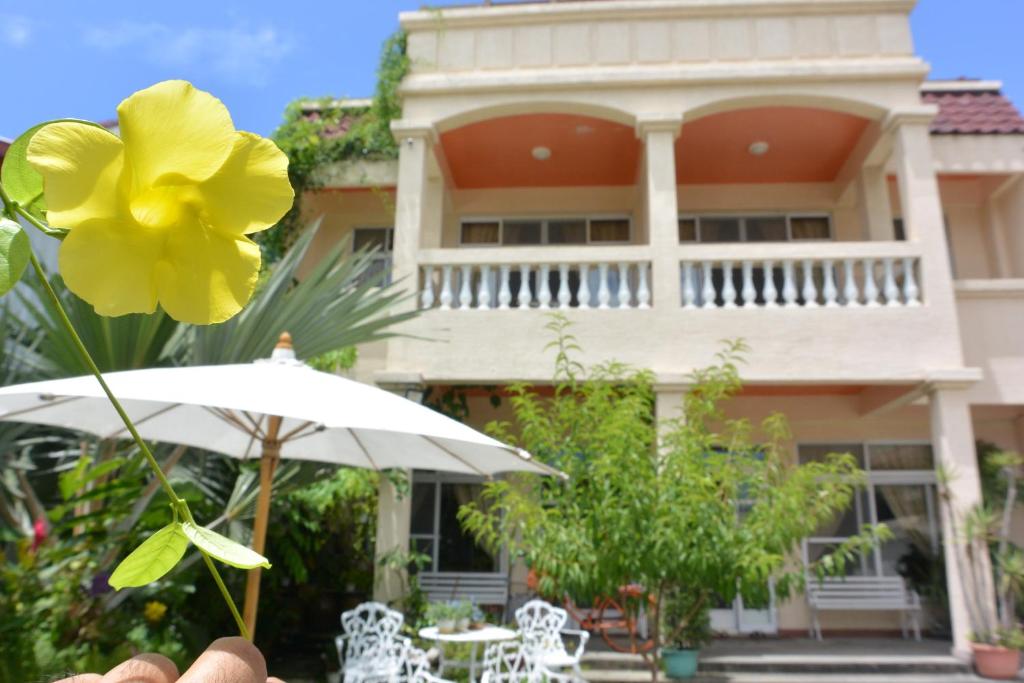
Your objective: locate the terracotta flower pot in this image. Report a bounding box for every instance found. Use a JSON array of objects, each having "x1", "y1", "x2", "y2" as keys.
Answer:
[{"x1": 971, "y1": 642, "x2": 1021, "y2": 680}]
